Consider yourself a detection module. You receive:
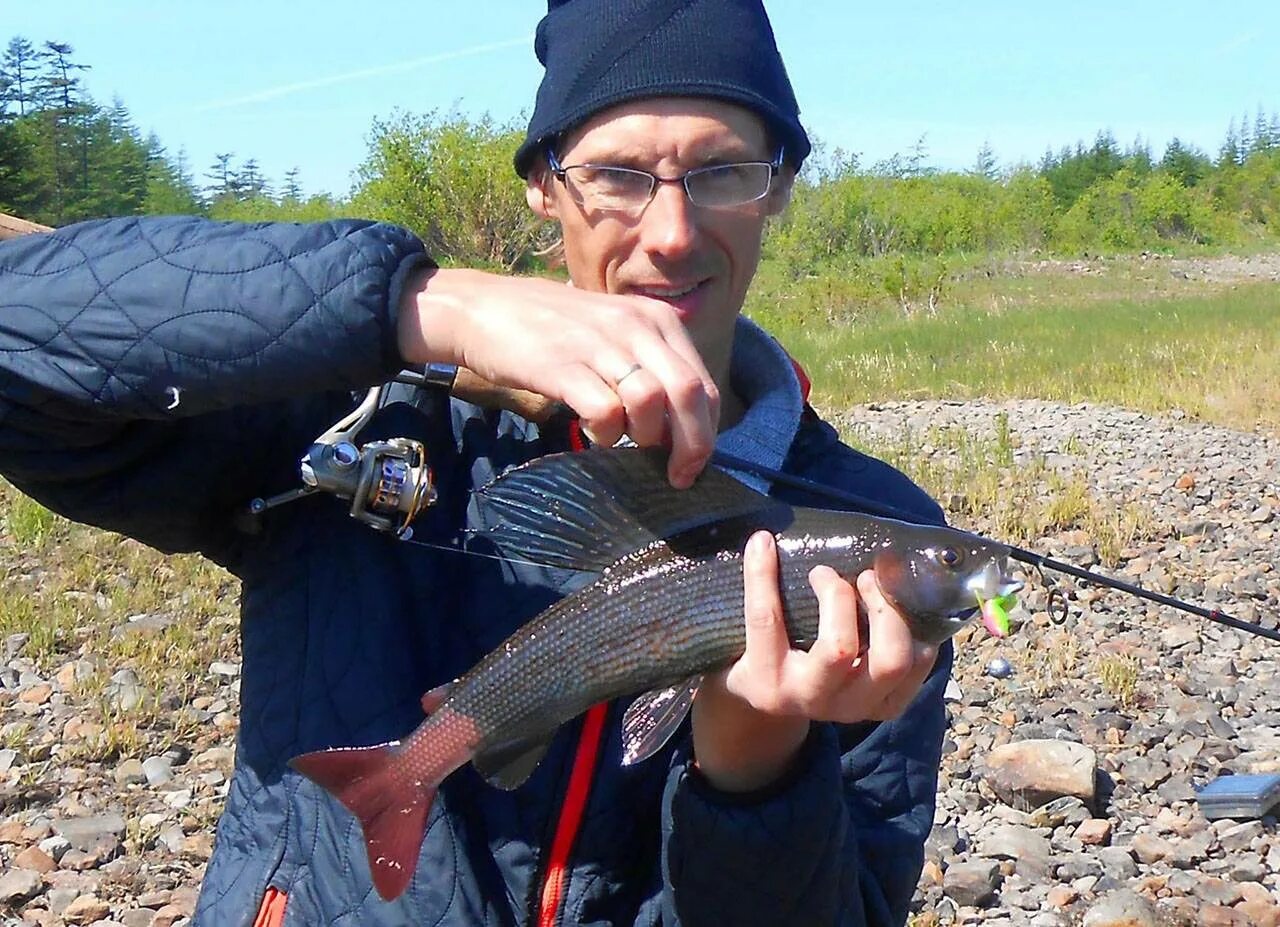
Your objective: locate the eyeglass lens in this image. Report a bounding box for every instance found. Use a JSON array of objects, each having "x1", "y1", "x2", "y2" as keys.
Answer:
[{"x1": 564, "y1": 162, "x2": 773, "y2": 210}]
